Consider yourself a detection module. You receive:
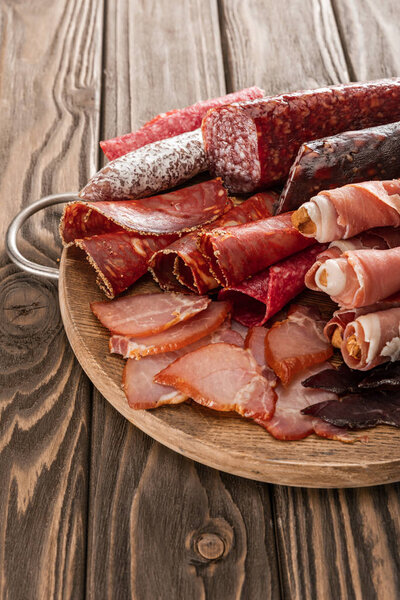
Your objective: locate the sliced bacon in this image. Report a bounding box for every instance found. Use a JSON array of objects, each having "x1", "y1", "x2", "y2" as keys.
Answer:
[
  {"x1": 149, "y1": 192, "x2": 276, "y2": 293},
  {"x1": 255, "y1": 364, "x2": 354, "y2": 441},
  {"x1": 74, "y1": 231, "x2": 178, "y2": 297},
  {"x1": 100, "y1": 87, "x2": 265, "y2": 160},
  {"x1": 314, "y1": 246, "x2": 400, "y2": 308},
  {"x1": 91, "y1": 292, "x2": 210, "y2": 337},
  {"x1": 265, "y1": 306, "x2": 333, "y2": 385},
  {"x1": 219, "y1": 244, "x2": 324, "y2": 327},
  {"x1": 292, "y1": 180, "x2": 400, "y2": 243},
  {"x1": 109, "y1": 300, "x2": 231, "y2": 359},
  {"x1": 60, "y1": 179, "x2": 231, "y2": 245},
  {"x1": 155, "y1": 342, "x2": 277, "y2": 421},
  {"x1": 198, "y1": 212, "x2": 314, "y2": 287},
  {"x1": 341, "y1": 307, "x2": 400, "y2": 371},
  {"x1": 123, "y1": 322, "x2": 244, "y2": 410}
]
